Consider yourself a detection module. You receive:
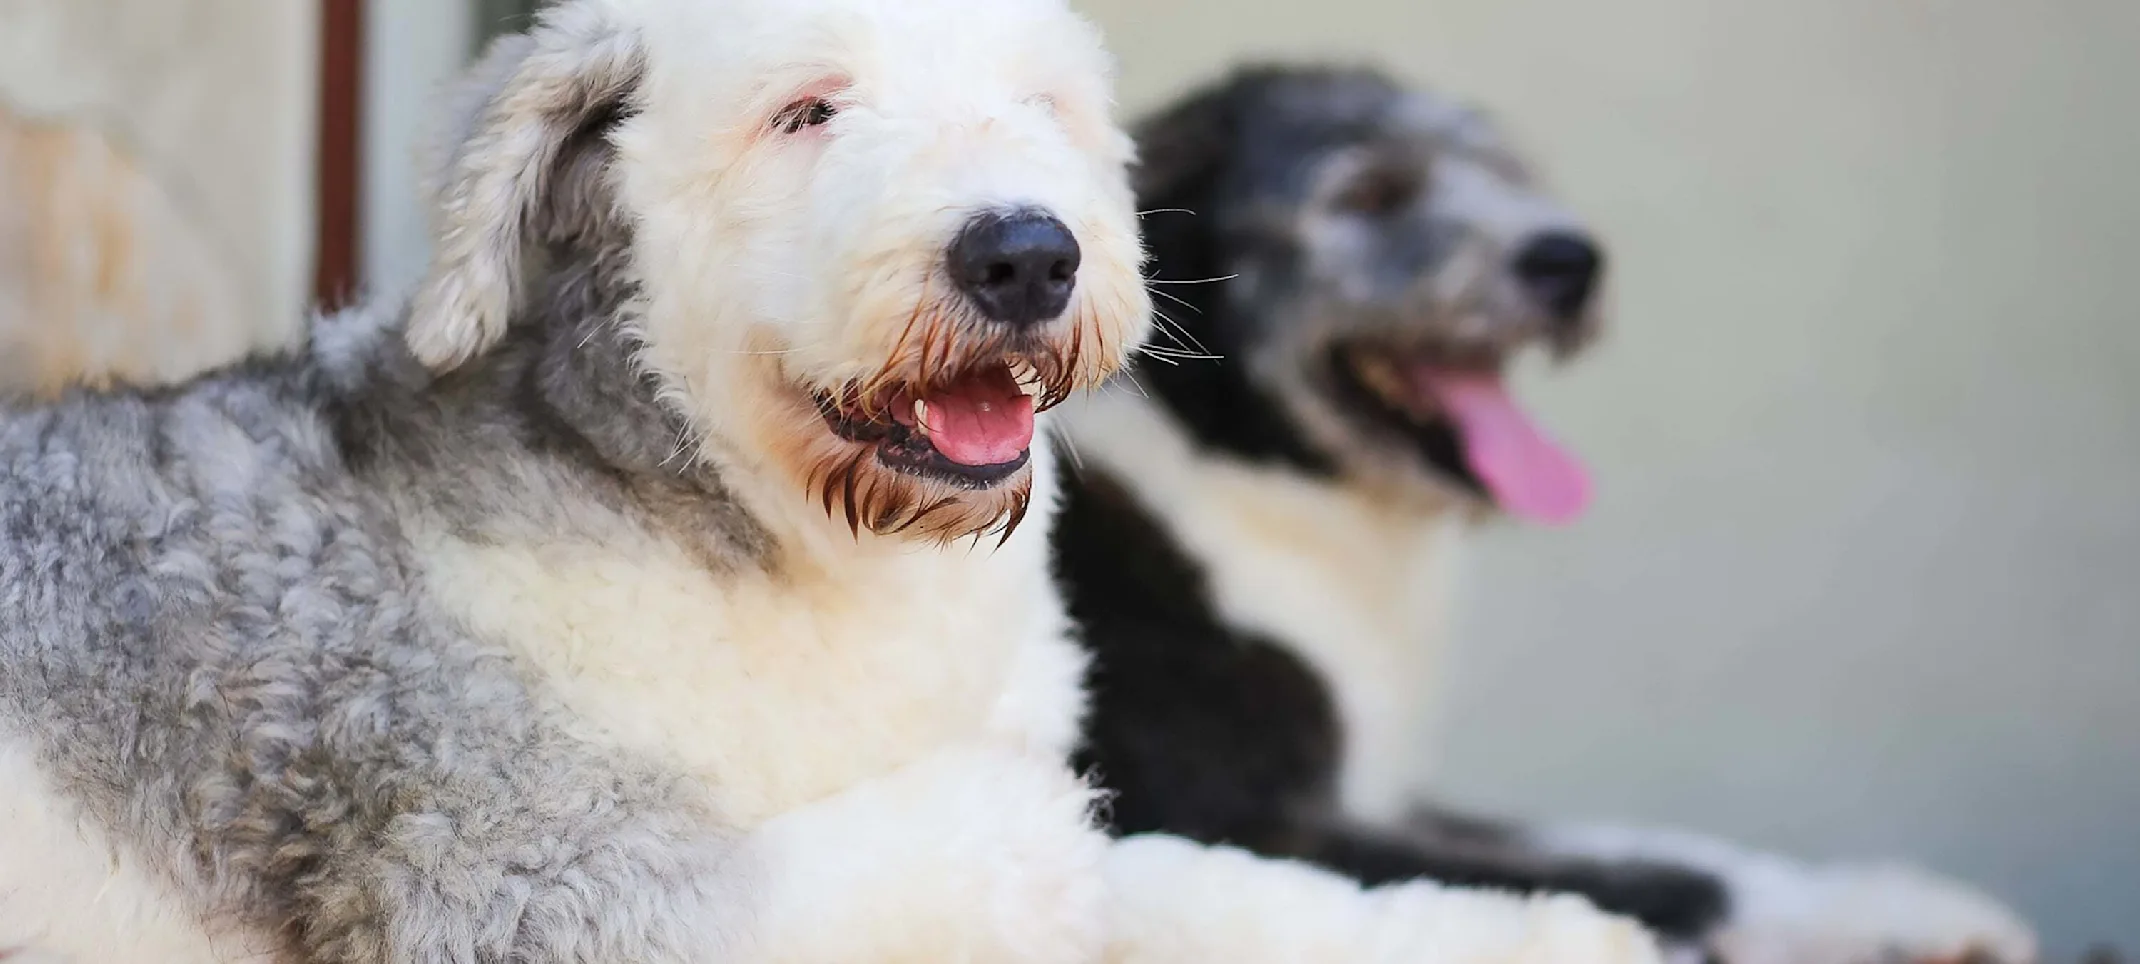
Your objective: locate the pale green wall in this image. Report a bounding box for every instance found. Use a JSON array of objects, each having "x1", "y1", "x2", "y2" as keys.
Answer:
[
  {"x1": 1075, "y1": 0, "x2": 2140, "y2": 952},
  {"x1": 474, "y1": 0, "x2": 544, "y2": 42}
]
